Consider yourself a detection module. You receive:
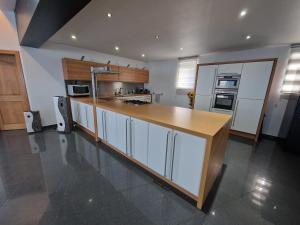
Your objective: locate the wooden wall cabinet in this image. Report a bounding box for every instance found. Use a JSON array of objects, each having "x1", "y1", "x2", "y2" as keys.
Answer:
[
  {"x1": 62, "y1": 58, "x2": 97, "y2": 80},
  {"x1": 62, "y1": 58, "x2": 149, "y2": 83}
]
